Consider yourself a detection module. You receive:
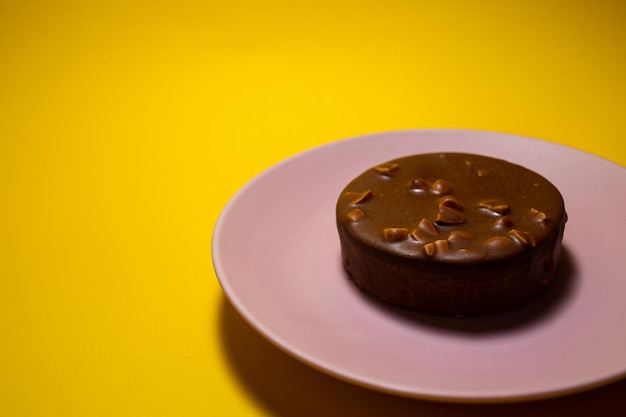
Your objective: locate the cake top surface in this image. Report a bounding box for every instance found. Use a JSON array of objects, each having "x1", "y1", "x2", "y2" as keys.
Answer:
[{"x1": 336, "y1": 152, "x2": 566, "y2": 263}]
